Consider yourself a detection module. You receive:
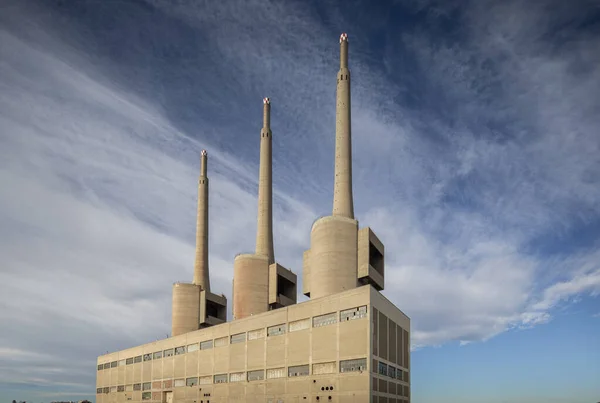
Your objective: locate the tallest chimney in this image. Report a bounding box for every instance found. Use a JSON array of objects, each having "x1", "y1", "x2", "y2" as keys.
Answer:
[
  {"x1": 333, "y1": 33, "x2": 354, "y2": 218},
  {"x1": 193, "y1": 149, "x2": 210, "y2": 291},
  {"x1": 255, "y1": 98, "x2": 275, "y2": 264}
]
